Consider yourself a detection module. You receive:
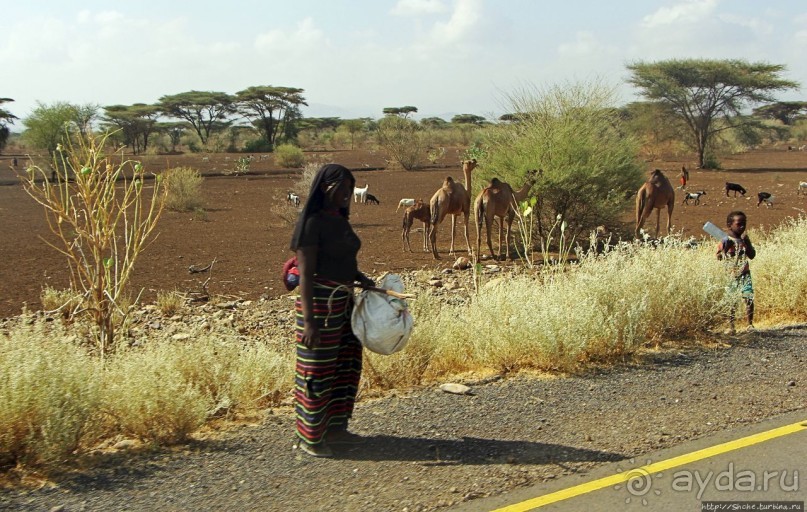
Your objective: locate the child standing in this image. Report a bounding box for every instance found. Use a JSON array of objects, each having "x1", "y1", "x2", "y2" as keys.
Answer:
[
  {"x1": 716, "y1": 211, "x2": 756, "y2": 334},
  {"x1": 679, "y1": 165, "x2": 689, "y2": 190}
]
